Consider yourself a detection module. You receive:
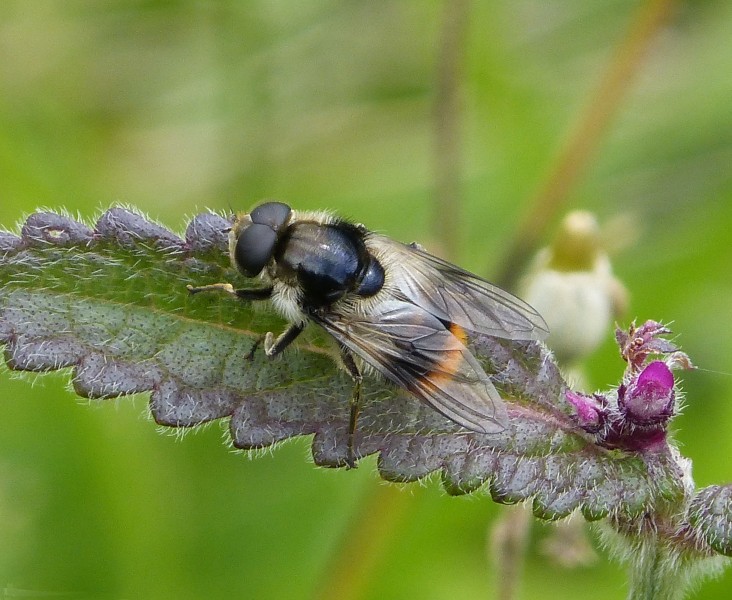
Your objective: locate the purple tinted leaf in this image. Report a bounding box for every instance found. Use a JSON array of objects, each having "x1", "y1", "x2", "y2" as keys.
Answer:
[
  {"x1": 0, "y1": 231, "x2": 21, "y2": 252},
  {"x1": 185, "y1": 212, "x2": 233, "y2": 253},
  {"x1": 0, "y1": 208, "x2": 684, "y2": 521},
  {"x1": 95, "y1": 206, "x2": 185, "y2": 250},
  {"x1": 621, "y1": 361, "x2": 675, "y2": 425},
  {"x1": 21, "y1": 212, "x2": 94, "y2": 246}
]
